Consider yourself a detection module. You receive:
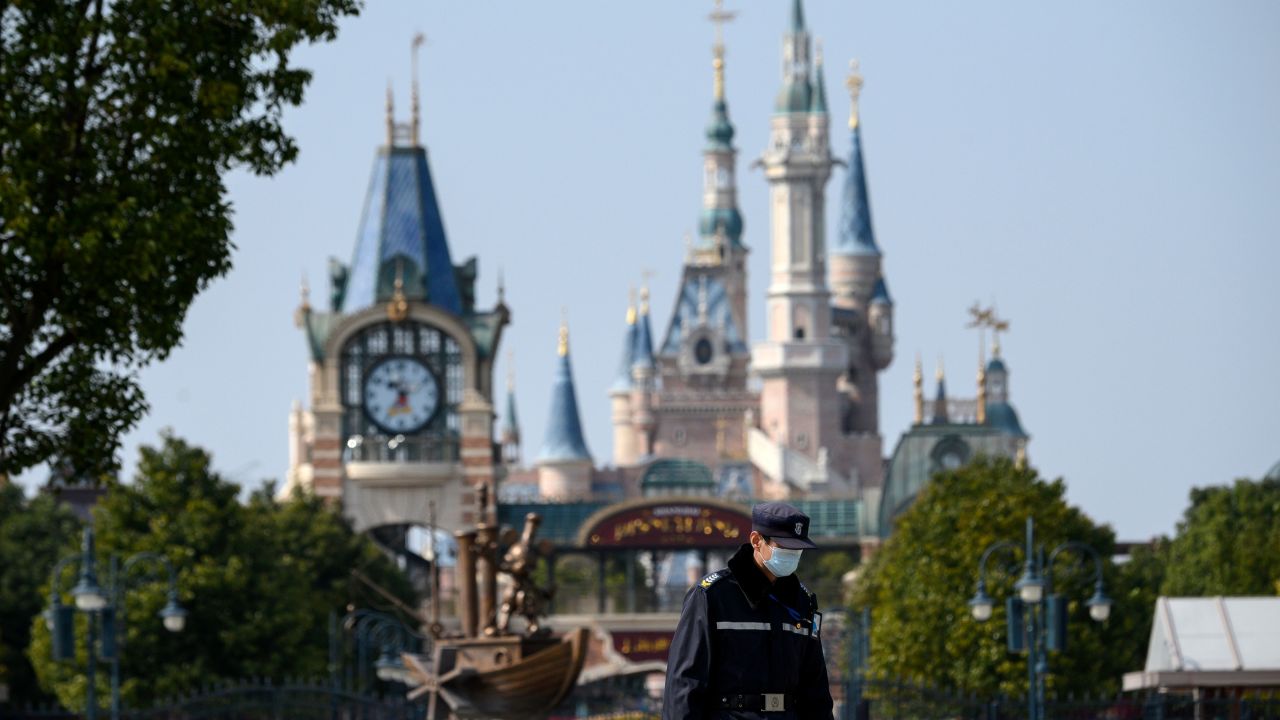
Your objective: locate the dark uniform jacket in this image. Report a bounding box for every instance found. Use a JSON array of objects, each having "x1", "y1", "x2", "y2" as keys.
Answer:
[{"x1": 662, "y1": 543, "x2": 834, "y2": 720}]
